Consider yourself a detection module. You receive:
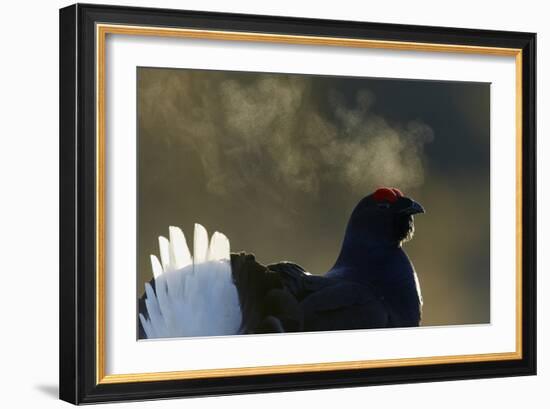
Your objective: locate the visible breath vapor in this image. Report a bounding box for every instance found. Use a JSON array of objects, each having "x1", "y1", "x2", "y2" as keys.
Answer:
[{"x1": 139, "y1": 69, "x2": 434, "y2": 200}]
